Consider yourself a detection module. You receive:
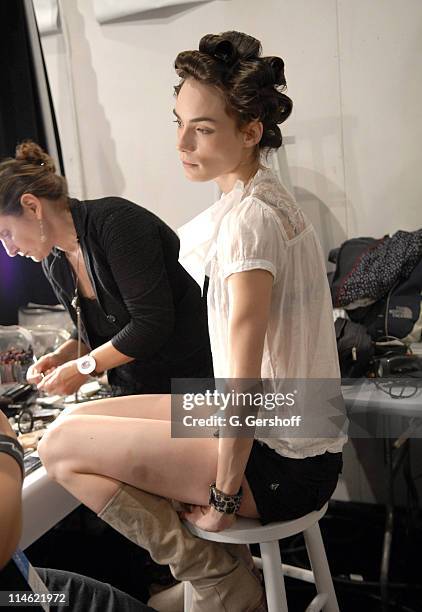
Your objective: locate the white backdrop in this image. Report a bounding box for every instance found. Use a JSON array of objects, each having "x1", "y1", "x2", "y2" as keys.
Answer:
[
  {"x1": 37, "y1": 0, "x2": 422, "y2": 254},
  {"x1": 93, "y1": 0, "x2": 215, "y2": 23}
]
